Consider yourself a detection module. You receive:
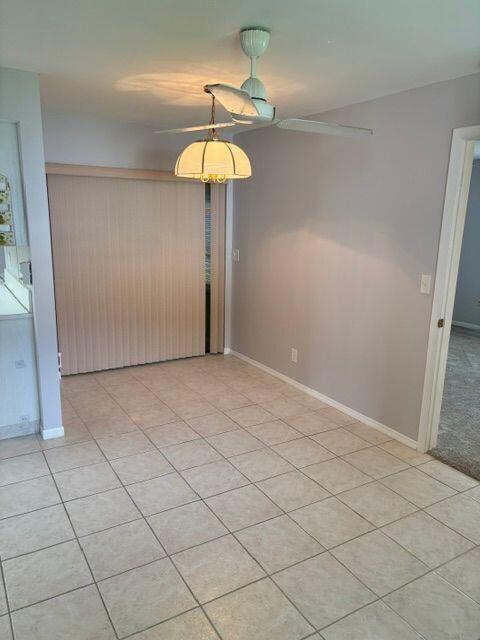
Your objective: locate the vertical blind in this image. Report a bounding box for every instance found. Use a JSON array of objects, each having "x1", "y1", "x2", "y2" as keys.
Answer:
[{"x1": 48, "y1": 173, "x2": 206, "y2": 374}]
